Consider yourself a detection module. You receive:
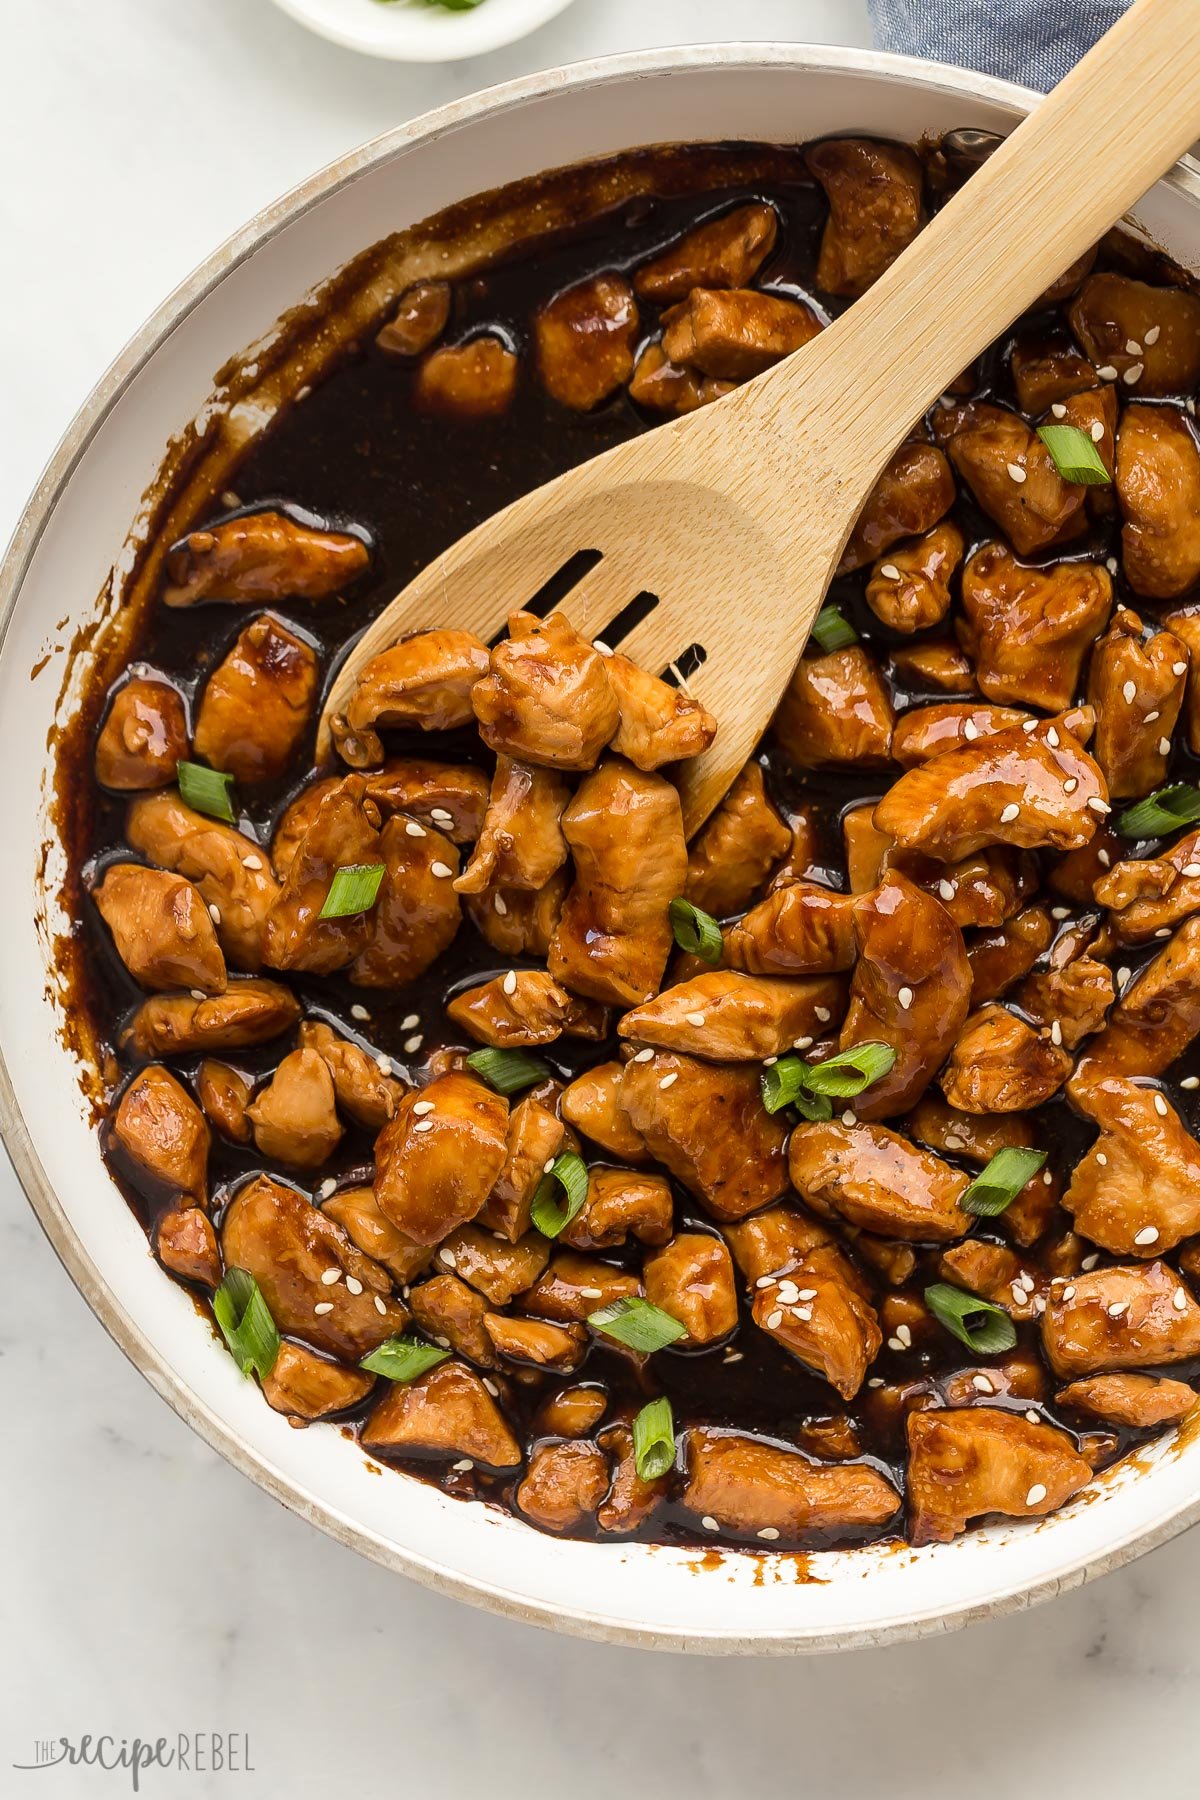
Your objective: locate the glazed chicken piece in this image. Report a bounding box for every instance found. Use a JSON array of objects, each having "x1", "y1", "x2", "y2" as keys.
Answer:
[
  {"x1": 836, "y1": 442, "x2": 955, "y2": 574},
  {"x1": 162, "y1": 510, "x2": 370, "y2": 608},
  {"x1": 751, "y1": 1251, "x2": 883, "y2": 1399},
  {"x1": 1096, "y1": 827, "x2": 1200, "y2": 943},
  {"x1": 473, "y1": 610, "x2": 619, "y2": 772},
  {"x1": 559, "y1": 1063, "x2": 650, "y2": 1164},
  {"x1": 332, "y1": 629, "x2": 490, "y2": 768},
  {"x1": 681, "y1": 1429, "x2": 899, "y2": 1538},
  {"x1": 1163, "y1": 608, "x2": 1200, "y2": 754},
  {"x1": 323, "y1": 1187, "x2": 434, "y2": 1286},
  {"x1": 261, "y1": 1342, "x2": 375, "y2": 1422},
  {"x1": 463, "y1": 871, "x2": 567, "y2": 961},
  {"x1": 890, "y1": 702, "x2": 1092, "y2": 769},
  {"x1": 1055, "y1": 1372, "x2": 1197, "y2": 1429},
  {"x1": 374, "y1": 1072, "x2": 509, "y2": 1247},
  {"x1": 560, "y1": 1168, "x2": 673, "y2": 1251},
  {"x1": 548, "y1": 758, "x2": 686, "y2": 1007},
  {"x1": 788, "y1": 1120, "x2": 971, "y2": 1242},
  {"x1": 362, "y1": 1360, "x2": 522, "y2": 1468},
  {"x1": 246, "y1": 1048, "x2": 343, "y2": 1172},
  {"x1": 865, "y1": 522, "x2": 964, "y2": 634},
  {"x1": 155, "y1": 1206, "x2": 221, "y2": 1289},
  {"x1": 268, "y1": 778, "x2": 338, "y2": 880},
  {"x1": 634, "y1": 202, "x2": 778, "y2": 301},
  {"x1": 454, "y1": 757, "x2": 569, "y2": 896},
  {"x1": 626, "y1": 342, "x2": 735, "y2": 415},
  {"x1": 806, "y1": 137, "x2": 923, "y2": 296},
  {"x1": 408, "y1": 1272, "x2": 498, "y2": 1367},
  {"x1": 349, "y1": 814, "x2": 462, "y2": 989},
  {"x1": 126, "y1": 791, "x2": 280, "y2": 971},
  {"x1": 1063, "y1": 1074, "x2": 1200, "y2": 1254},
  {"x1": 769, "y1": 807, "x2": 823, "y2": 891},
  {"x1": 192, "y1": 616, "x2": 319, "y2": 784},
  {"x1": 95, "y1": 678, "x2": 188, "y2": 790},
  {"x1": 1078, "y1": 914, "x2": 1200, "y2": 1078},
  {"x1": 890, "y1": 845, "x2": 1038, "y2": 933},
  {"x1": 661, "y1": 288, "x2": 822, "y2": 379},
  {"x1": 1042, "y1": 1259, "x2": 1200, "y2": 1378},
  {"x1": 359, "y1": 759, "x2": 489, "y2": 845},
  {"x1": 836, "y1": 871, "x2": 971, "y2": 1118},
  {"x1": 195, "y1": 1059, "x2": 252, "y2": 1143},
  {"x1": 1048, "y1": 828, "x2": 1121, "y2": 907},
  {"x1": 122, "y1": 979, "x2": 300, "y2": 1059},
  {"x1": 1017, "y1": 954, "x2": 1113, "y2": 1050},
  {"x1": 516, "y1": 1441, "x2": 610, "y2": 1533},
  {"x1": 521, "y1": 1252, "x2": 643, "y2": 1324},
  {"x1": 968, "y1": 907, "x2": 1058, "y2": 1005},
  {"x1": 619, "y1": 968, "x2": 846, "y2": 1061},
  {"x1": 477, "y1": 1094, "x2": 566, "y2": 1241},
  {"x1": 413, "y1": 336, "x2": 519, "y2": 418},
  {"x1": 948, "y1": 406, "x2": 1086, "y2": 554},
  {"x1": 262, "y1": 777, "x2": 383, "y2": 975},
  {"x1": 772, "y1": 646, "x2": 895, "y2": 768},
  {"x1": 906, "y1": 1408, "x2": 1092, "y2": 1545},
  {"x1": 221, "y1": 1174, "x2": 406, "y2": 1360},
  {"x1": 724, "y1": 881, "x2": 857, "y2": 975},
  {"x1": 888, "y1": 638, "x2": 977, "y2": 695},
  {"x1": 940, "y1": 1005, "x2": 1071, "y2": 1112},
  {"x1": 110, "y1": 1065, "x2": 210, "y2": 1203},
  {"x1": 1009, "y1": 339, "x2": 1098, "y2": 414},
  {"x1": 905, "y1": 1092, "x2": 1039, "y2": 1165},
  {"x1": 621, "y1": 1050, "x2": 789, "y2": 1220},
  {"x1": 605, "y1": 651, "x2": 717, "y2": 771},
  {"x1": 1067, "y1": 273, "x2": 1200, "y2": 395},
  {"x1": 1116, "y1": 403, "x2": 1200, "y2": 601},
  {"x1": 643, "y1": 1232, "x2": 738, "y2": 1346},
  {"x1": 534, "y1": 273, "x2": 639, "y2": 409},
  {"x1": 874, "y1": 722, "x2": 1108, "y2": 862},
  {"x1": 1086, "y1": 606, "x2": 1188, "y2": 796},
  {"x1": 93, "y1": 863, "x2": 227, "y2": 994},
  {"x1": 597, "y1": 1420, "x2": 669, "y2": 1533},
  {"x1": 487, "y1": 1316, "x2": 587, "y2": 1373},
  {"x1": 842, "y1": 806, "x2": 893, "y2": 894},
  {"x1": 538, "y1": 1386, "x2": 609, "y2": 1439},
  {"x1": 1053, "y1": 382, "x2": 1119, "y2": 487},
  {"x1": 723, "y1": 1201, "x2": 839, "y2": 1286},
  {"x1": 446, "y1": 970, "x2": 580, "y2": 1047},
  {"x1": 958, "y1": 544, "x2": 1113, "y2": 711},
  {"x1": 683, "y1": 761, "x2": 791, "y2": 919},
  {"x1": 434, "y1": 1224, "x2": 550, "y2": 1305},
  {"x1": 375, "y1": 279, "x2": 451, "y2": 357},
  {"x1": 937, "y1": 1240, "x2": 1043, "y2": 1322},
  {"x1": 296, "y1": 1021, "x2": 406, "y2": 1129}
]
